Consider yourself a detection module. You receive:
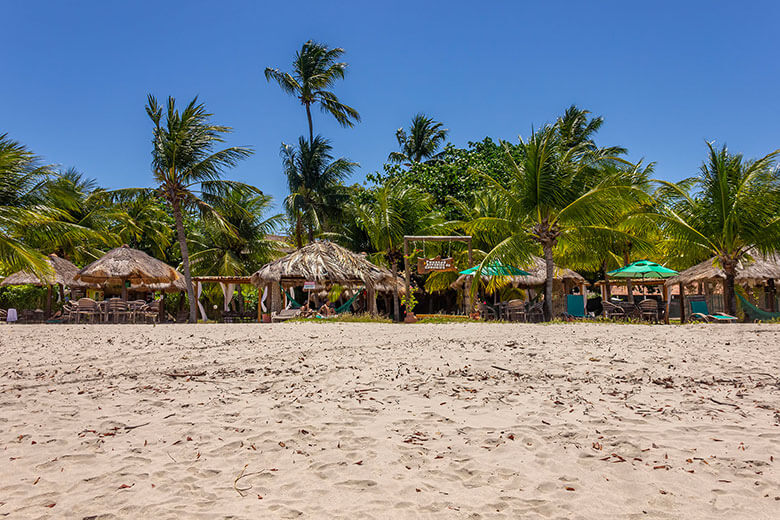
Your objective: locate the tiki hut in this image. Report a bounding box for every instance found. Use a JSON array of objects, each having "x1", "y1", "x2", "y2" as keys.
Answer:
[
  {"x1": 250, "y1": 241, "x2": 401, "y2": 315},
  {"x1": 450, "y1": 256, "x2": 587, "y2": 315},
  {"x1": 74, "y1": 245, "x2": 184, "y2": 300},
  {"x1": 0, "y1": 254, "x2": 93, "y2": 317},
  {"x1": 664, "y1": 253, "x2": 780, "y2": 318}
]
